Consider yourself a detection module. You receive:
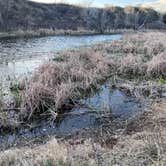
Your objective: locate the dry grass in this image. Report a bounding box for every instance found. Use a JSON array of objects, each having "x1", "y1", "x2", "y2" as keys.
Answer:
[
  {"x1": 92, "y1": 31, "x2": 166, "y2": 79},
  {"x1": 118, "y1": 54, "x2": 146, "y2": 76},
  {"x1": 147, "y1": 53, "x2": 166, "y2": 78},
  {"x1": 22, "y1": 31, "x2": 166, "y2": 119},
  {"x1": 21, "y1": 49, "x2": 114, "y2": 119},
  {"x1": 0, "y1": 139, "x2": 68, "y2": 166},
  {"x1": 0, "y1": 28, "x2": 98, "y2": 39},
  {"x1": 0, "y1": 31, "x2": 166, "y2": 166},
  {"x1": 117, "y1": 32, "x2": 166, "y2": 78},
  {"x1": 1, "y1": 31, "x2": 165, "y2": 123}
]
